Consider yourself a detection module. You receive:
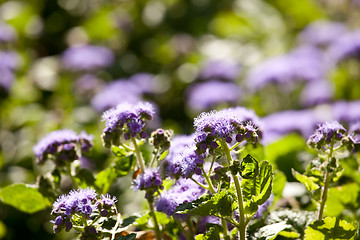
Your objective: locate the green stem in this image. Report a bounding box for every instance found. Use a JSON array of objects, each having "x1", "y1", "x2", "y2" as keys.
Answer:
[
  {"x1": 149, "y1": 149, "x2": 159, "y2": 167},
  {"x1": 220, "y1": 140, "x2": 246, "y2": 240},
  {"x1": 65, "y1": 161, "x2": 79, "y2": 188},
  {"x1": 318, "y1": 141, "x2": 335, "y2": 221},
  {"x1": 132, "y1": 139, "x2": 146, "y2": 172},
  {"x1": 148, "y1": 199, "x2": 162, "y2": 240},
  {"x1": 186, "y1": 218, "x2": 195, "y2": 240},
  {"x1": 190, "y1": 177, "x2": 209, "y2": 190}
]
